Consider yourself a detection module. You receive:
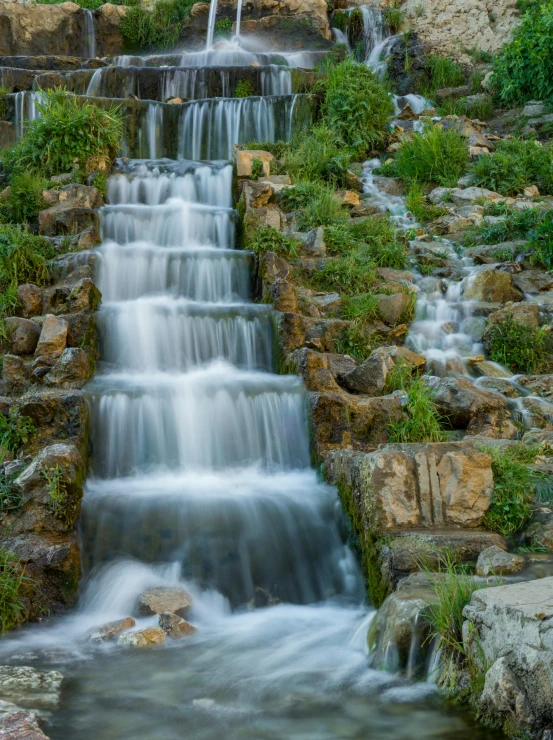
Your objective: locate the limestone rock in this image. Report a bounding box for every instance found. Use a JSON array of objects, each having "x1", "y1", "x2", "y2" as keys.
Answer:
[
  {"x1": 0, "y1": 699, "x2": 49, "y2": 739},
  {"x1": 288, "y1": 348, "x2": 340, "y2": 393},
  {"x1": 267, "y1": 280, "x2": 297, "y2": 314},
  {"x1": 516, "y1": 375, "x2": 553, "y2": 400},
  {"x1": 2, "y1": 355, "x2": 27, "y2": 389},
  {"x1": 487, "y1": 302, "x2": 540, "y2": 329},
  {"x1": 428, "y1": 186, "x2": 502, "y2": 206},
  {"x1": 302, "y1": 227, "x2": 325, "y2": 257},
  {"x1": 17, "y1": 284, "x2": 43, "y2": 319},
  {"x1": 0, "y1": 666, "x2": 63, "y2": 709},
  {"x1": 235, "y1": 149, "x2": 274, "y2": 178},
  {"x1": 4, "y1": 318, "x2": 41, "y2": 356},
  {"x1": 463, "y1": 268, "x2": 523, "y2": 303},
  {"x1": 480, "y1": 657, "x2": 536, "y2": 727},
  {"x1": 136, "y1": 587, "x2": 192, "y2": 618},
  {"x1": 39, "y1": 203, "x2": 99, "y2": 238},
  {"x1": 117, "y1": 626, "x2": 166, "y2": 648},
  {"x1": 43, "y1": 348, "x2": 93, "y2": 389},
  {"x1": 340, "y1": 345, "x2": 425, "y2": 396},
  {"x1": 35, "y1": 315, "x2": 68, "y2": 358},
  {"x1": 89, "y1": 617, "x2": 136, "y2": 642},
  {"x1": 476, "y1": 545, "x2": 524, "y2": 576},
  {"x1": 429, "y1": 376, "x2": 509, "y2": 428},
  {"x1": 375, "y1": 293, "x2": 411, "y2": 325},
  {"x1": 158, "y1": 612, "x2": 197, "y2": 638},
  {"x1": 324, "y1": 442, "x2": 494, "y2": 531}
]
